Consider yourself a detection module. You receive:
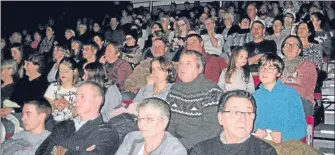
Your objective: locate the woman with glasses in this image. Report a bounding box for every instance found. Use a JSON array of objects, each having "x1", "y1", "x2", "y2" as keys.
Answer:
[
  {"x1": 47, "y1": 45, "x2": 72, "y2": 83},
  {"x1": 115, "y1": 98, "x2": 187, "y2": 155},
  {"x1": 122, "y1": 30, "x2": 142, "y2": 69},
  {"x1": 44, "y1": 58, "x2": 79, "y2": 122},
  {"x1": 280, "y1": 35, "x2": 317, "y2": 105},
  {"x1": 253, "y1": 53, "x2": 306, "y2": 142}
]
